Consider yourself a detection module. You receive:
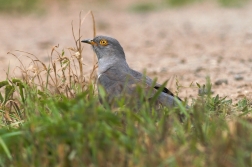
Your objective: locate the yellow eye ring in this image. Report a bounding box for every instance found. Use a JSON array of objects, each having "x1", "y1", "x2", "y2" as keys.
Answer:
[{"x1": 99, "y1": 39, "x2": 108, "y2": 46}]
